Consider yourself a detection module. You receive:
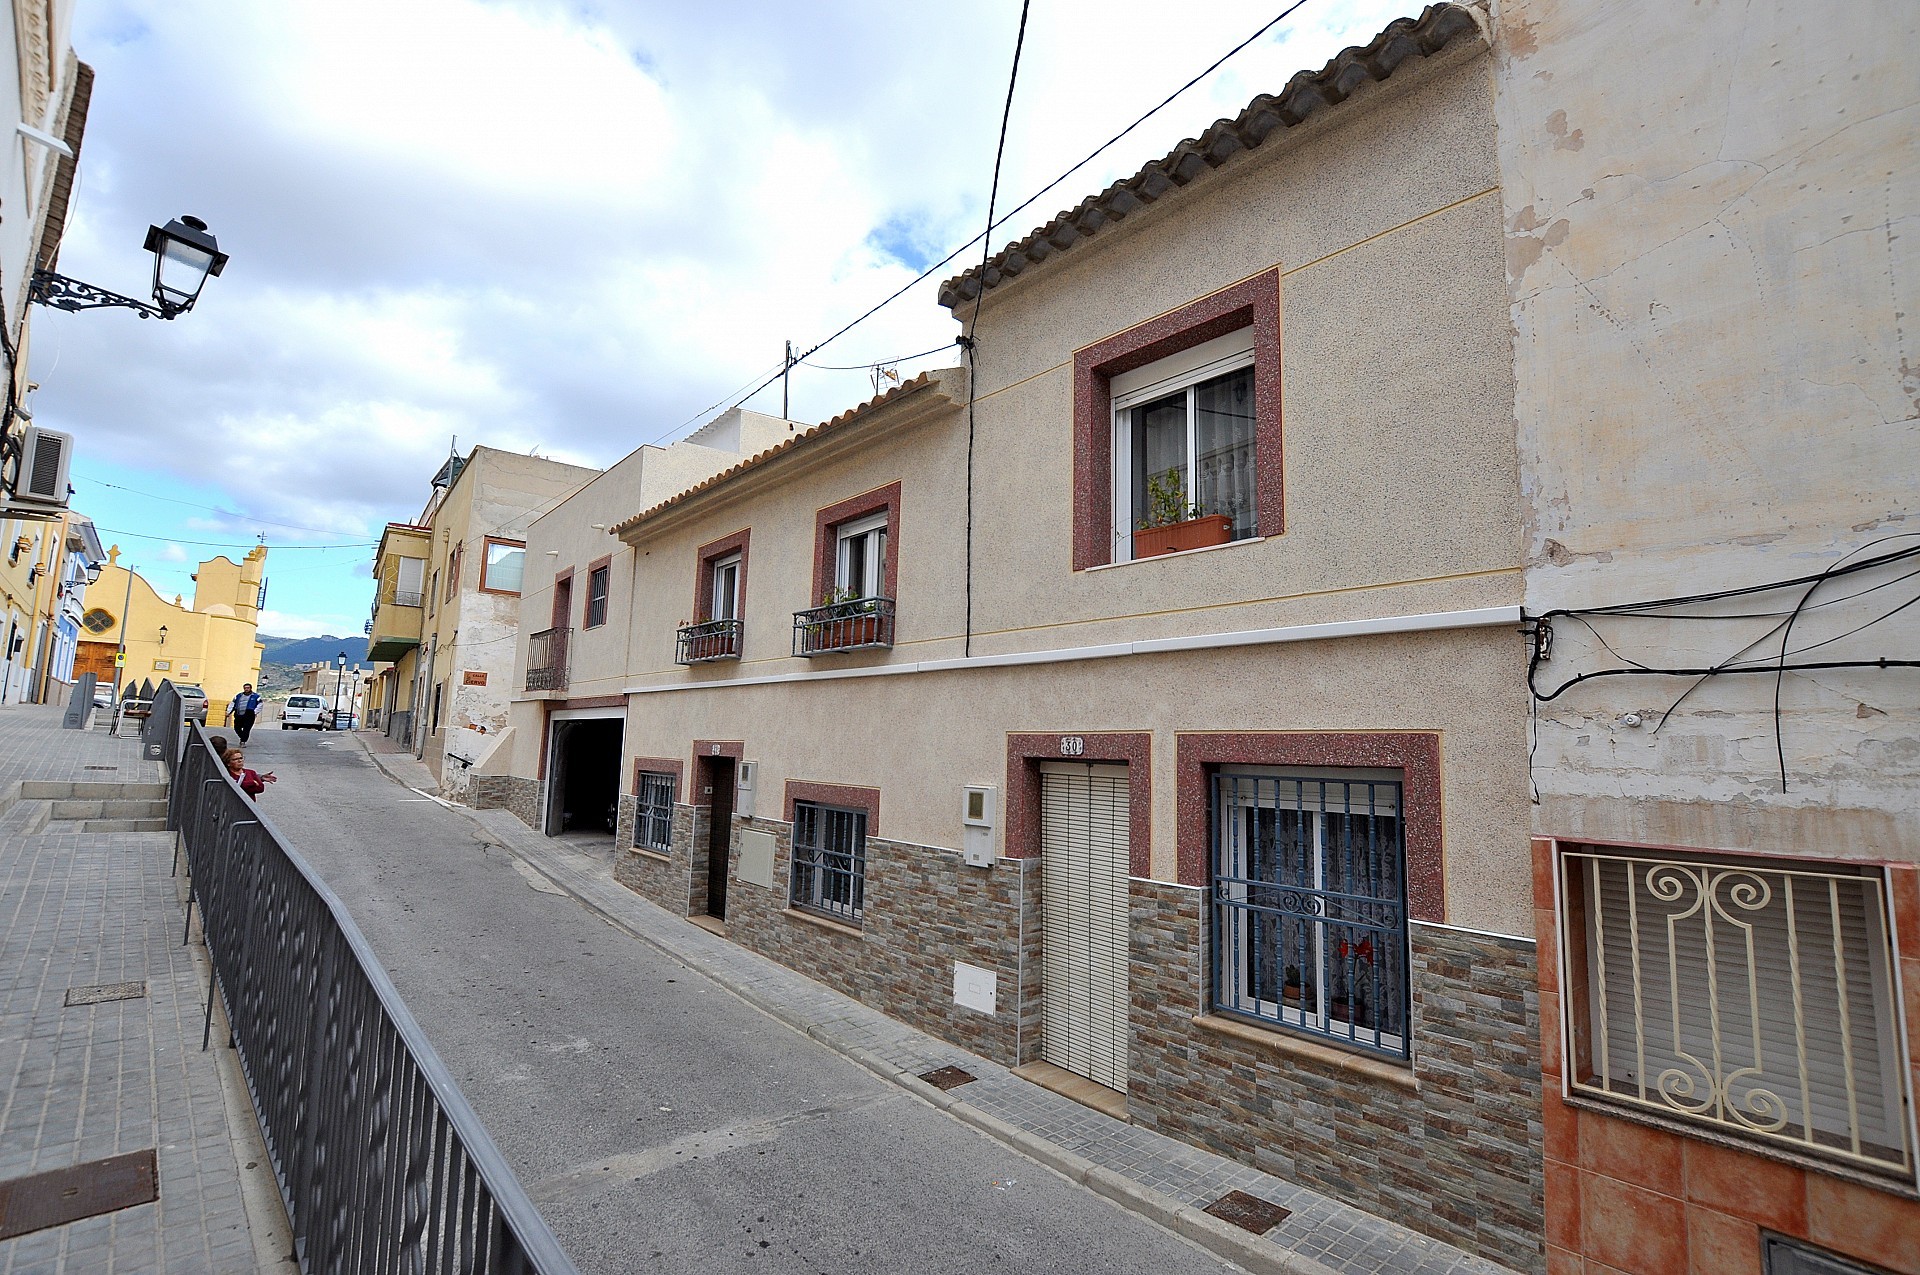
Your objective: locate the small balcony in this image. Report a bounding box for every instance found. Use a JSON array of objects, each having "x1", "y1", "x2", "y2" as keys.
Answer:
[
  {"x1": 792, "y1": 597, "x2": 894, "y2": 657},
  {"x1": 392, "y1": 588, "x2": 424, "y2": 608},
  {"x1": 676, "y1": 618, "x2": 743, "y2": 665},
  {"x1": 525, "y1": 626, "x2": 570, "y2": 691}
]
